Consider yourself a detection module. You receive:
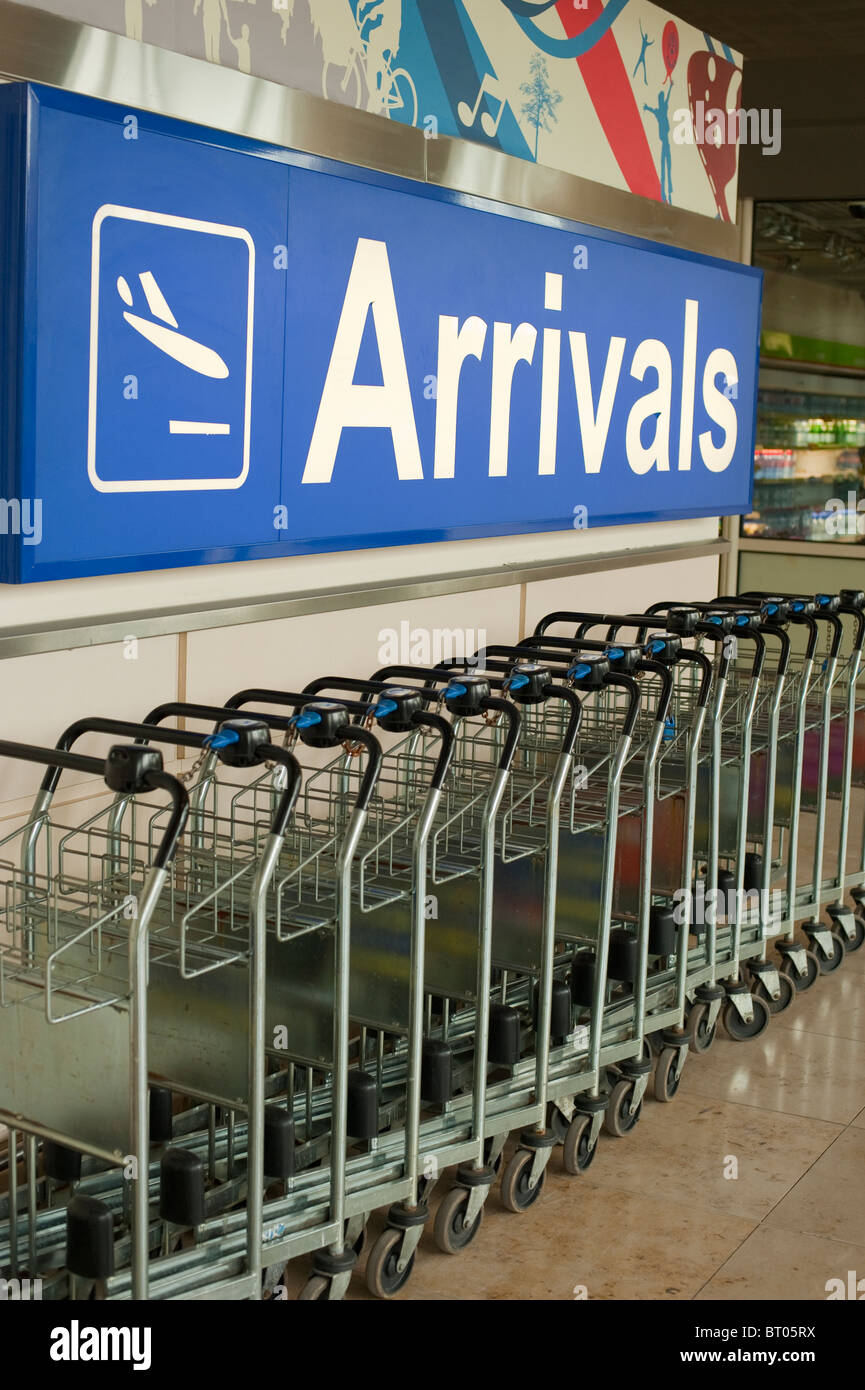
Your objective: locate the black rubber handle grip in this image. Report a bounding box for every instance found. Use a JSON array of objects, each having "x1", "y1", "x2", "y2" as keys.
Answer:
[
  {"x1": 480, "y1": 696, "x2": 522, "y2": 771},
  {"x1": 636, "y1": 658, "x2": 673, "y2": 722},
  {"x1": 677, "y1": 650, "x2": 713, "y2": 707},
  {"x1": 412, "y1": 712, "x2": 455, "y2": 789},
  {"x1": 542, "y1": 684, "x2": 582, "y2": 756},
  {"x1": 335, "y1": 725, "x2": 382, "y2": 810}
]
